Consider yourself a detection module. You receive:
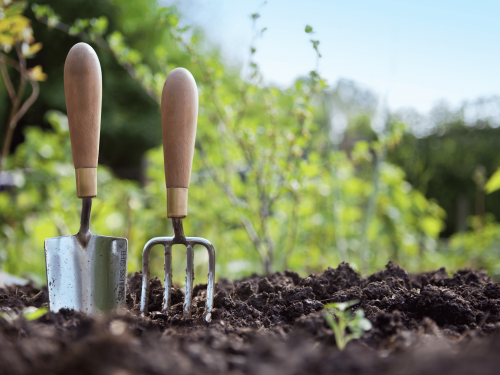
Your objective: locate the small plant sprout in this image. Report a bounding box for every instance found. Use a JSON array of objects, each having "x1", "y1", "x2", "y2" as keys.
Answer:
[
  {"x1": 22, "y1": 306, "x2": 48, "y2": 321},
  {"x1": 0, "y1": 306, "x2": 48, "y2": 324},
  {"x1": 323, "y1": 300, "x2": 372, "y2": 350}
]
